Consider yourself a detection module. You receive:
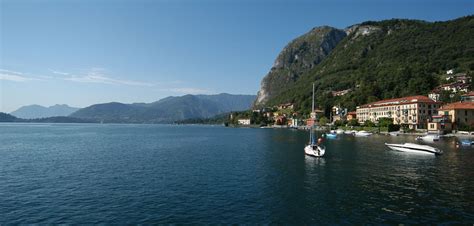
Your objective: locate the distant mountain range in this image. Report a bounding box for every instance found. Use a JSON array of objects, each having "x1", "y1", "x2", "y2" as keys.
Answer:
[
  {"x1": 10, "y1": 104, "x2": 79, "y2": 119},
  {"x1": 70, "y1": 93, "x2": 256, "y2": 123}
]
